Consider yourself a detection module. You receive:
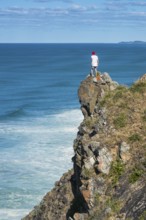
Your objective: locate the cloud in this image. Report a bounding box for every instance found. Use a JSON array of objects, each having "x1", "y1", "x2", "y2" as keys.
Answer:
[
  {"x1": 0, "y1": 4, "x2": 98, "y2": 18},
  {"x1": 129, "y1": 11, "x2": 146, "y2": 17},
  {"x1": 106, "y1": 0, "x2": 146, "y2": 8},
  {"x1": 104, "y1": 0, "x2": 146, "y2": 23},
  {"x1": 132, "y1": 1, "x2": 146, "y2": 6},
  {"x1": 34, "y1": 0, "x2": 72, "y2": 3},
  {"x1": 0, "y1": 2, "x2": 146, "y2": 30}
]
